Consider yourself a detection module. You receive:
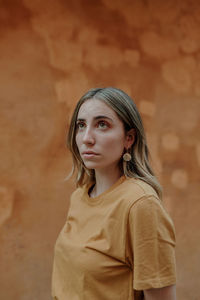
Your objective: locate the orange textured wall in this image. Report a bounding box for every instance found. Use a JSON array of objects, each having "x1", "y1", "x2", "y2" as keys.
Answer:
[{"x1": 0, "y1": 0, "x2": 199, "y2": 299}]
